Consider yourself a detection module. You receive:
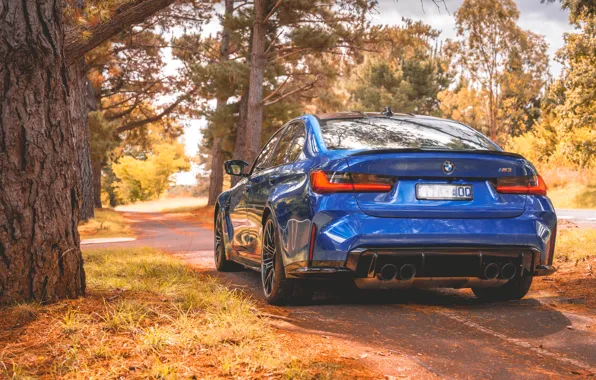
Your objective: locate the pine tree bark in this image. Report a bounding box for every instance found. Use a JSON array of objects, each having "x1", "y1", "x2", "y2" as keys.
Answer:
[
  {"x1": 70, "y1": 60, "x2": 95, "y2": 221},
  {"x1": 231, "y1": 94, "x2": 249, "y2": 187},
  {"x1": 243, "y1": 0, "x2": 267, "y2": 165},
  {"x1": 0, "y1": 0, "x2": 86, "y2": 303},
  {"x1": 207, "y1": 0, "x2": 234, "y2": 206}
]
